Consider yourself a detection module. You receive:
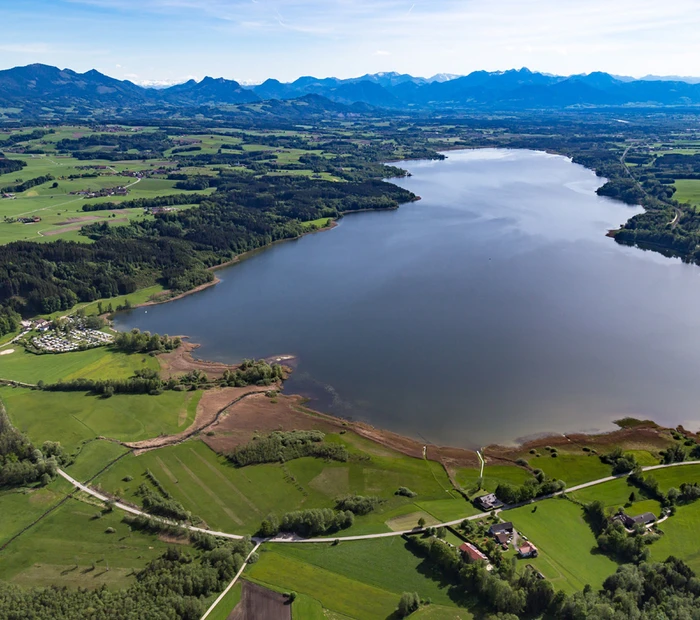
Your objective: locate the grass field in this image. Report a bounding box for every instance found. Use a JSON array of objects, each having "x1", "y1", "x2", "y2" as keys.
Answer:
[
  {"x1": 269, "y1": 538, "x2": 476, "y2": 610},
  {"x1": 66, "y1": 440, "x2": 131, "y2": 482},
  {"x1": 292, "y1": 593, "x2": 325, "y2": 619},
  {"x1": 652, "y1": 501, "x2": 700, "y2": 572},
  {"x1": 246, "y1": 551, "x2": 403, "y2": 619},
  {"x1": 674, "y1": 179, "x2": 700, "y2": 209},
  {"x1": 206, "y1": 582, "x2": 243, "y2": 620},
  {"x1": 647, "y1": 464, "x2": 700, "y2": 491},
  {"x1": 411, "y1": 605, "x2": 474, "y2": 619},
  {"x1": 527, "y1": 453, "x2": 612, "y2": 486},
  {"x1": 0, "y1": 496, "x2": 169, "y2": 589},
  {"x1": 1, "y1": 386, "x2": 200, "y2": 453},
  {"x1": 456, "y1": 465, "x2": 533, "y2": 494},
  {"x1": 0, "y1": 346, "x2": 158, "y2": 384},
  {"x1": 0, "y1": 482, "x2": 67, "y2": 547},
  {"x1": 506, "y1": 498, "x2": 618, "y2": 594}
]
